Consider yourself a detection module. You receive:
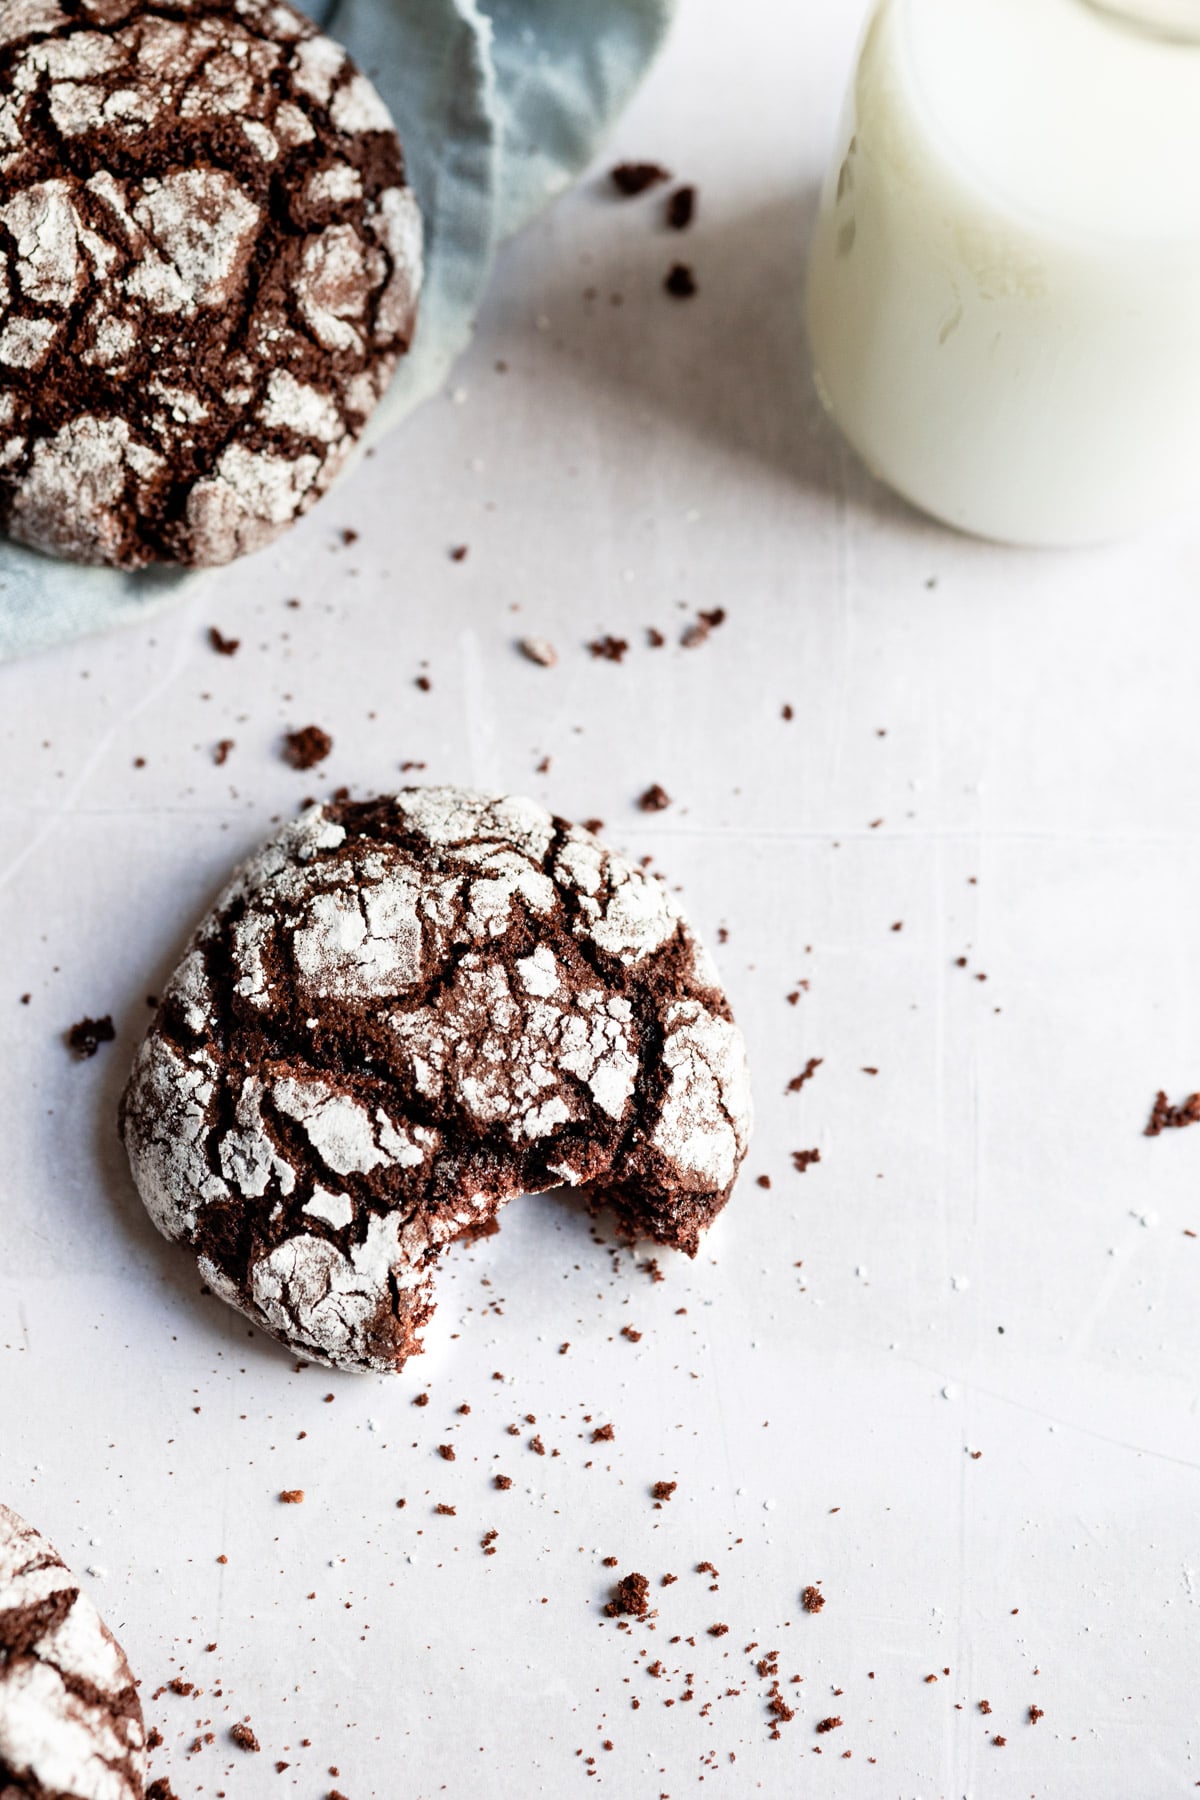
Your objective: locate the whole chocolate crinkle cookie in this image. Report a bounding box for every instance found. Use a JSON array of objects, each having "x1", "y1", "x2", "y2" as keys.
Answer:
[
  {"x1": 0, "y1": 1503, "x2": 146, "y2": 1800},
  {"x1": 120, "y1": 787, "x2": 754, "y2": 1374},
  {"x1": 0, "y1": 0, "x2": 422, "y2": 569}
]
